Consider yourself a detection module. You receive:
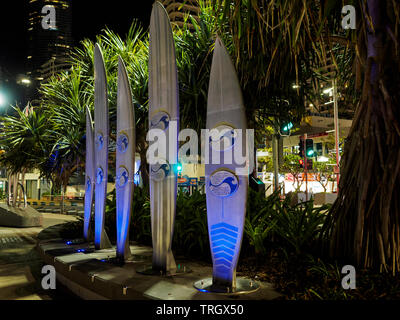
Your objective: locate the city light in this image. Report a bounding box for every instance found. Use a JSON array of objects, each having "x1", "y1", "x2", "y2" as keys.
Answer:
[{"x1": 0, "y1": 92, "x2": 6, "y2": 106}]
